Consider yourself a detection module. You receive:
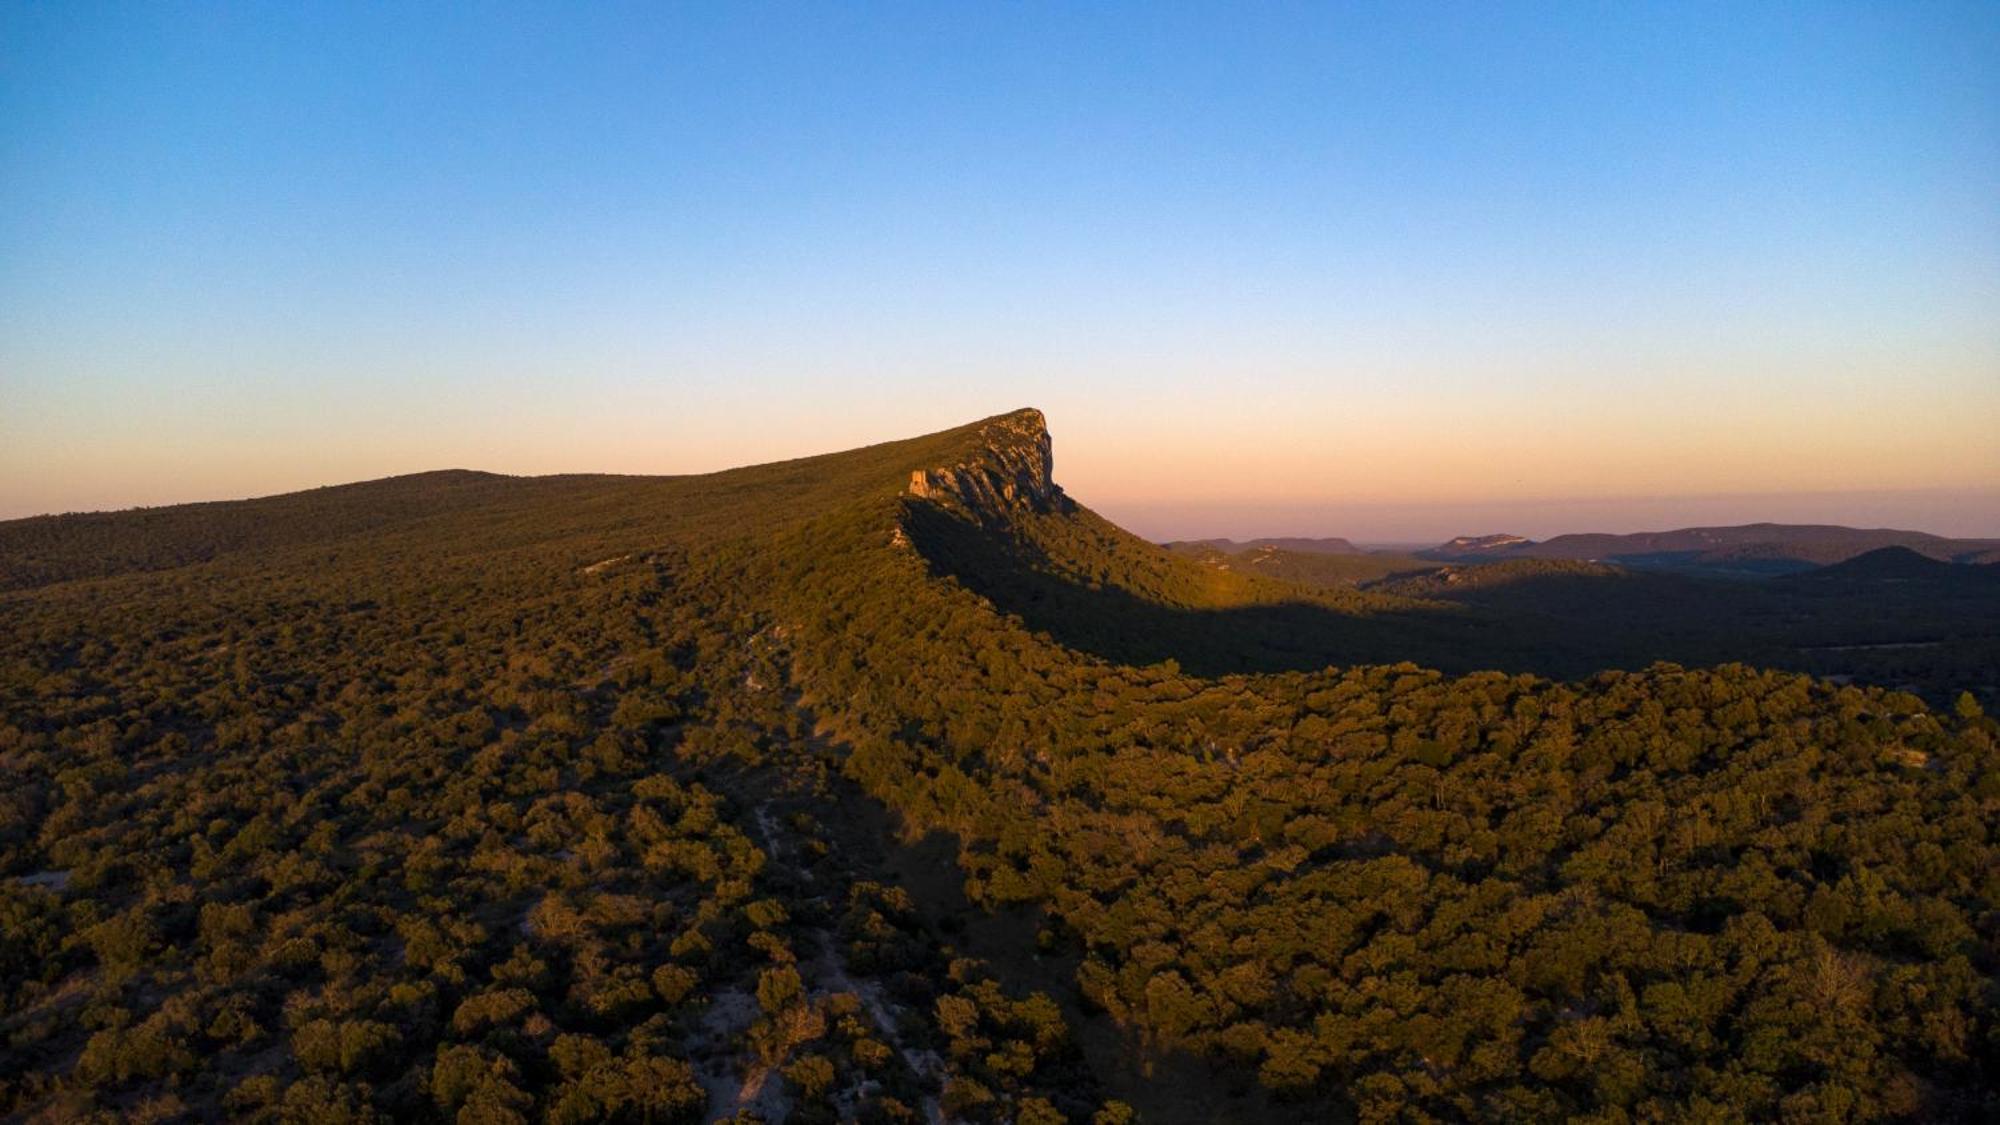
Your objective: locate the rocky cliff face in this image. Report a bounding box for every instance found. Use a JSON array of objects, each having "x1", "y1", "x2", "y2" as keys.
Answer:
[{"x1": 905, "y1": 408, "x2": 1065, "y2": 519}]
